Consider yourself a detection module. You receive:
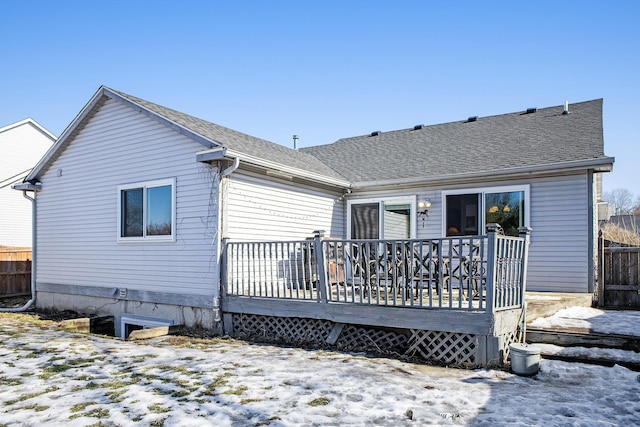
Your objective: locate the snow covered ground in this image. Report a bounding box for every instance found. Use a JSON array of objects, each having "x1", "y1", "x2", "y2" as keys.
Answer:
[
  {"x1": 529, "y1": 306, "x2": 640, "y2": 336},
  {"x1": 0, "y1": 310, "x2": 638, "y2": 426}
]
